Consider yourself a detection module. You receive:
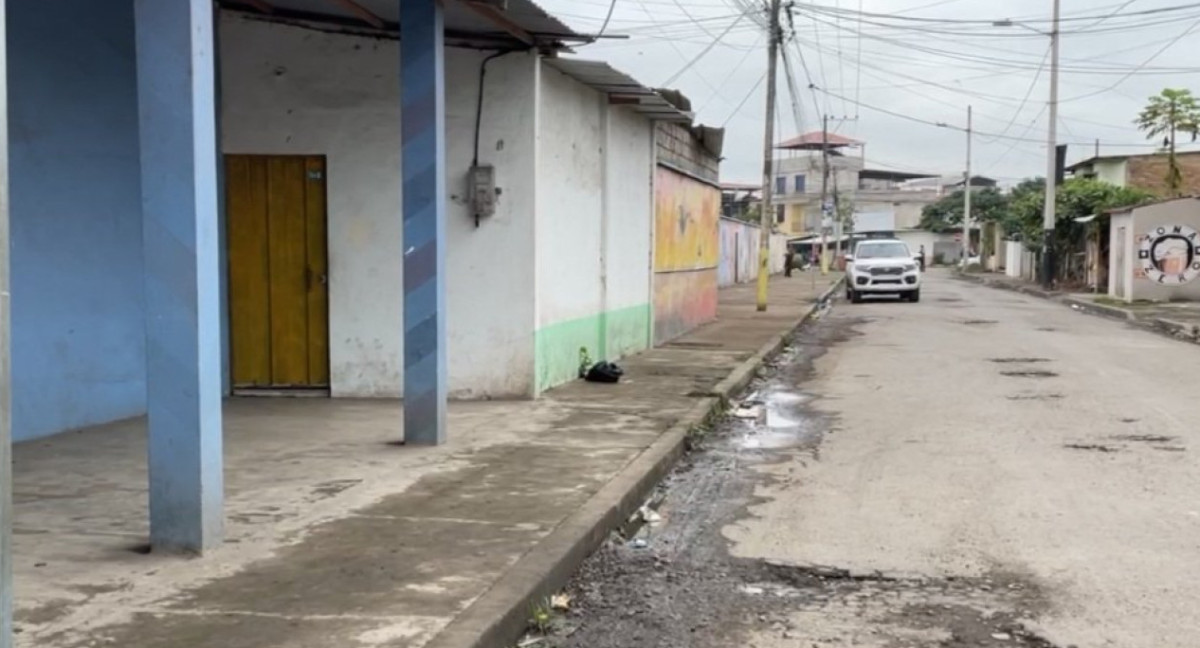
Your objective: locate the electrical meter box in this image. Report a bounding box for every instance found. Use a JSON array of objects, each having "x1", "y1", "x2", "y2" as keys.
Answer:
[{"x1": 470, "y1": 165, "x2": 496, "y2": 220}]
